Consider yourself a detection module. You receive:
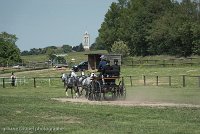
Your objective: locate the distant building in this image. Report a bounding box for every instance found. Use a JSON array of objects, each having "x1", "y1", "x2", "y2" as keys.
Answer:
[{"x1": 83, "y1": 31, "x2": 90, "y2": 50}]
